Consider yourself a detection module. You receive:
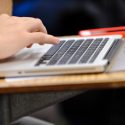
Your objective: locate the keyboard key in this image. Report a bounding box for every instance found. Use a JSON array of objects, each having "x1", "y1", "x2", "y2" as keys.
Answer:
[
  {"x1": 58, "y1": 39, "x2": 84, "y2": 64},
  {"x1": 48, "y1": 40, "x2": 75, "y2": 65},
  {"x1": 89, "y1": 38, "x2": 108, "y2": 63},
  {"x1": 35, "y1": 40, "x2": 66, "y2": 66},
  {"x1": 68, "y1": 39, "x2": 93, "y2": 64},
  {"x1": 78, "y1": 38, "x2": 103, "y2": 63},
  {"x1": 104, "y1": 39, "x2": 120, "y2": 61}
]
